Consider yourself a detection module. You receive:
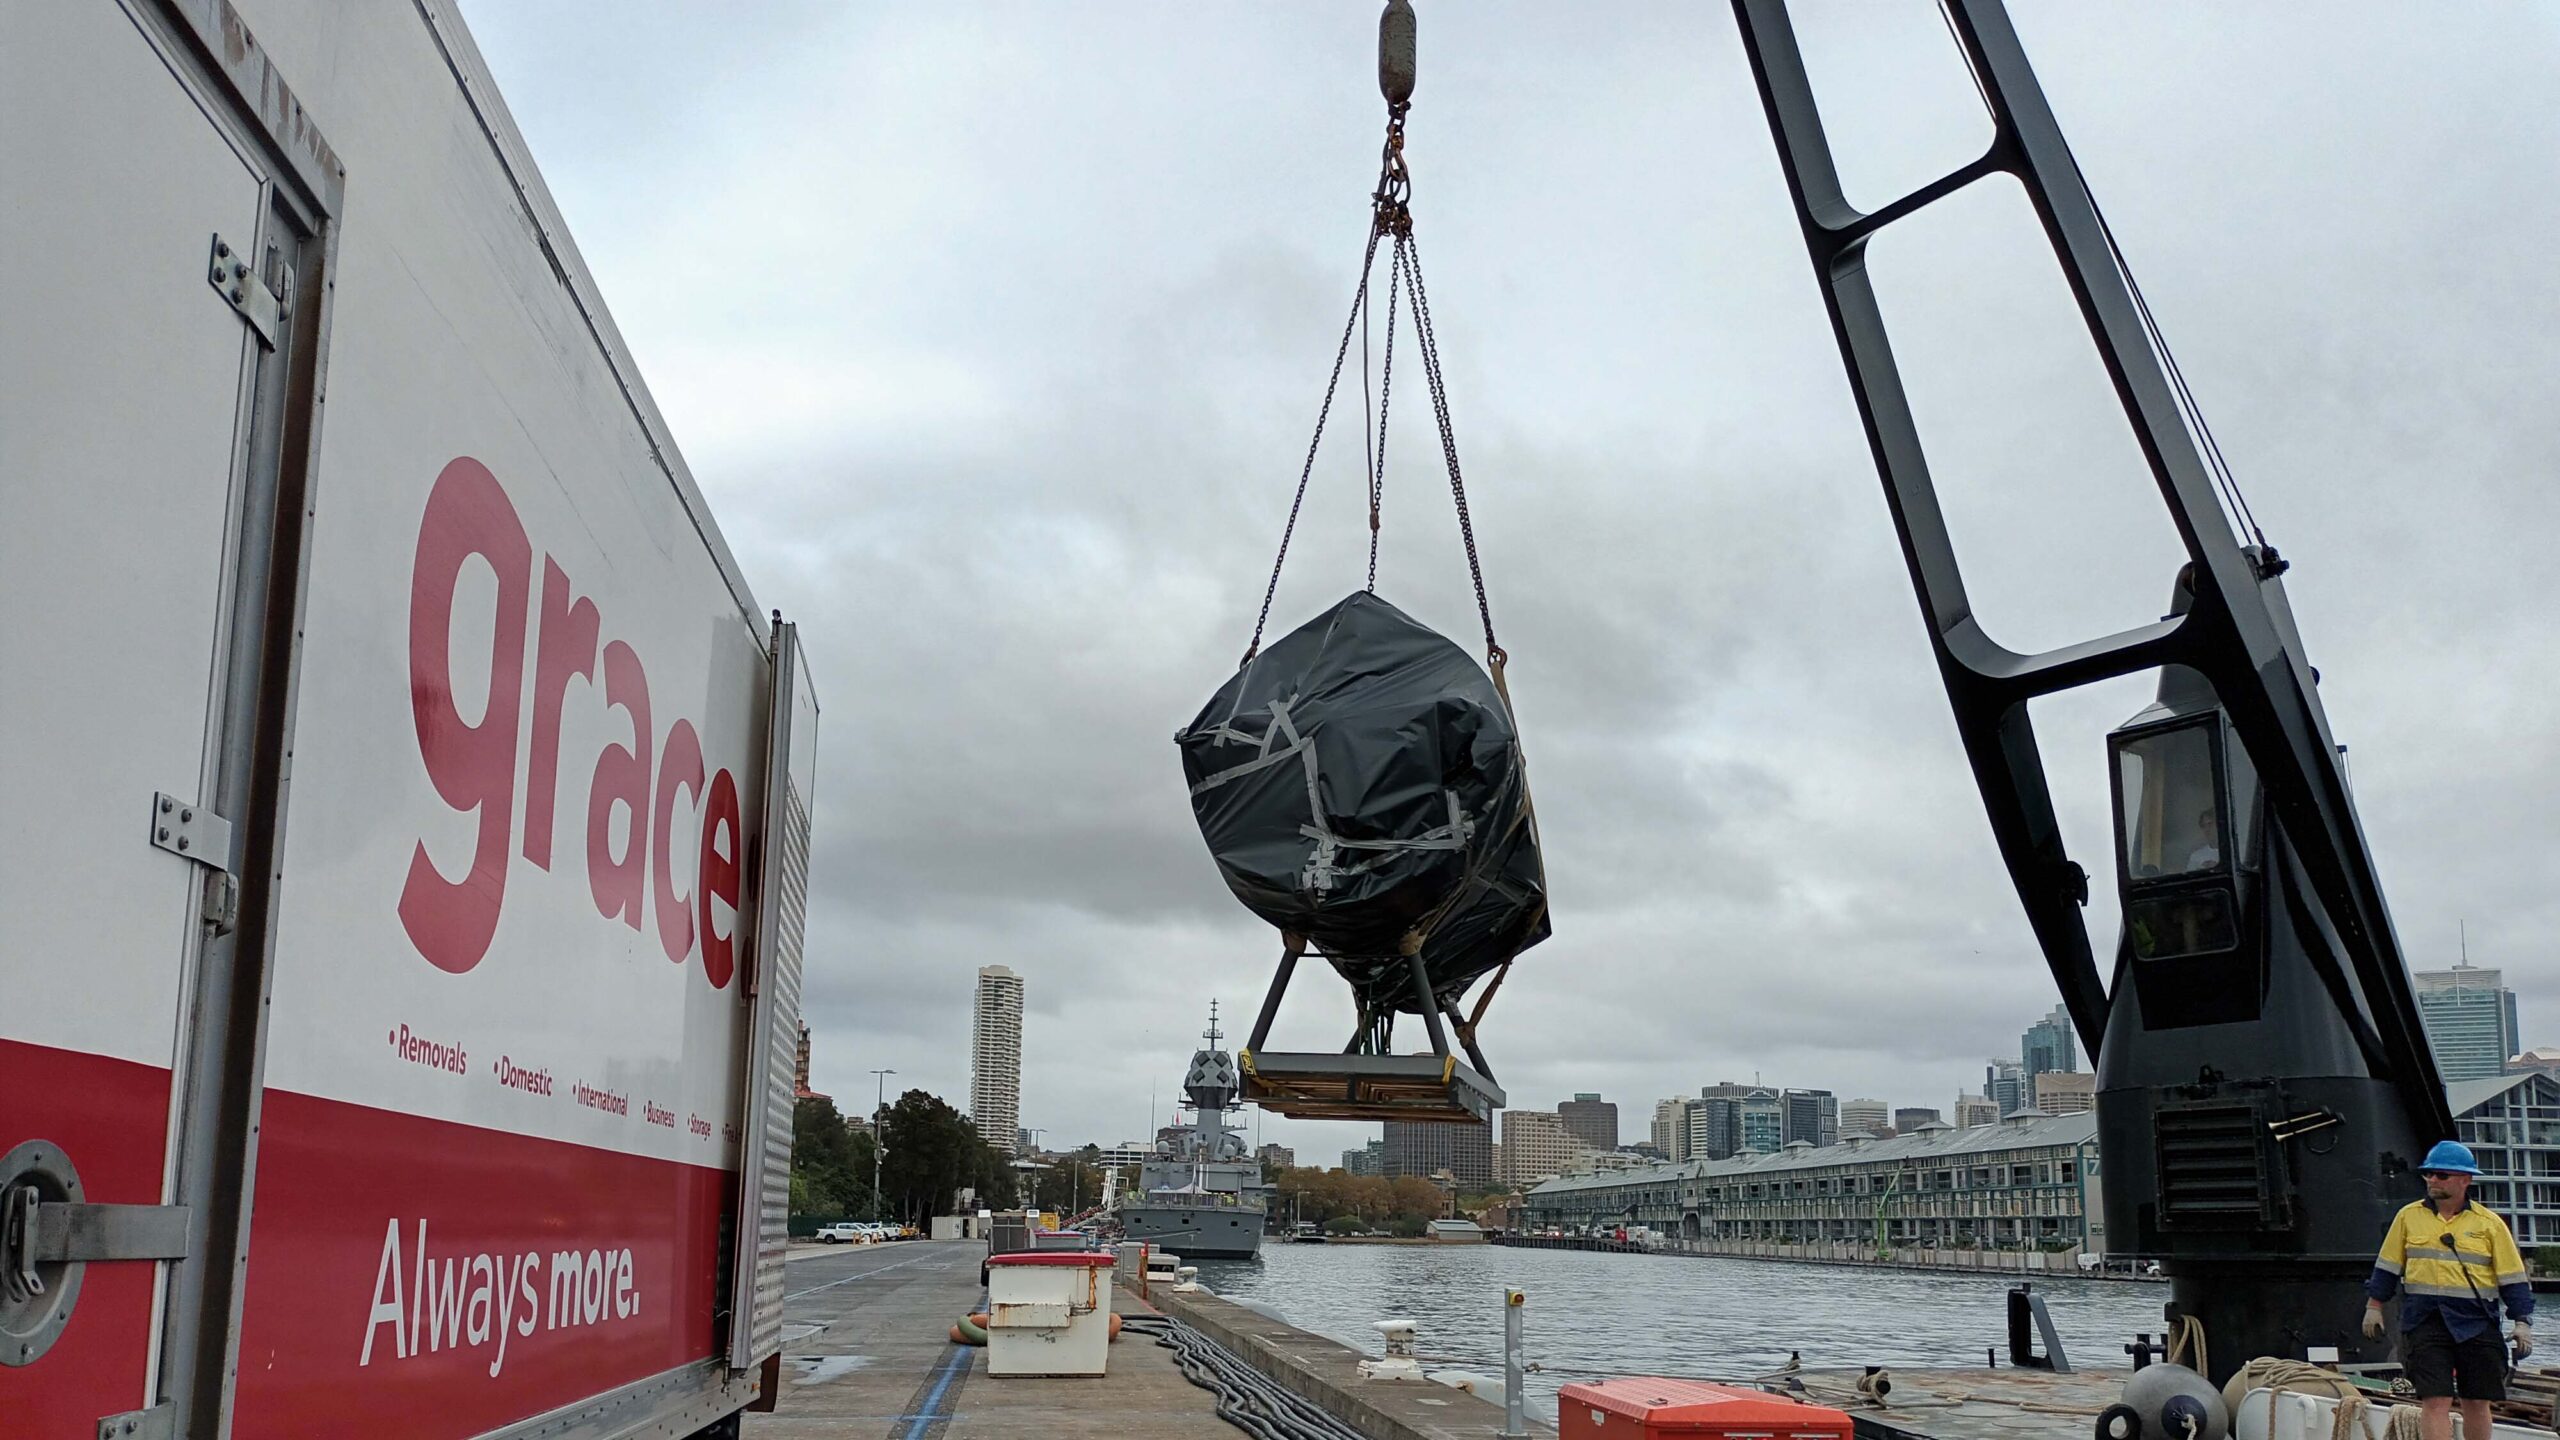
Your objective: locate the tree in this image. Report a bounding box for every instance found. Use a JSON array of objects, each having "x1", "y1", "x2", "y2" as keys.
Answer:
[
  {"x1": 791, "y1": 1095, "x2": 872, "y2": 1216},
  {"x1": 879, "y1": 1089, "x2": 1016, "y2": 1221},
  {"x1": 1026, "y1": 1146, "x2": 1115, "y2": 1216}
]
